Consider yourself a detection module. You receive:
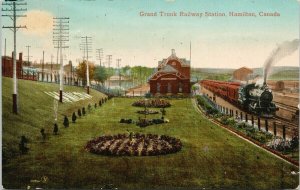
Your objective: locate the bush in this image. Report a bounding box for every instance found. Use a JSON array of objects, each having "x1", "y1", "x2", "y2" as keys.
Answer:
[
  {"x1": 290, "y1": 136, "x2": 299, "y2": 150},
  {"x1": 53, "y1": 123, "x2": 58, "y2": 135},
  {"x1": 63, "y1": 116, "x2": 69, "y2": 128},
  {"x1": 78, "y1": 109, "x2": 82, "y2": 117},
  {"x1": 72, "y1": 112, "x2": 77, "y2": 123},
  {"x1": 196, "y1": 95, "x2": 218, "y2": 115},
  {"x1": 145, "y1": 92, "x2": 152, "y2": 98},
  {"x1": 82, "y1": 107, "x2": 86, "y2": 116}
]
